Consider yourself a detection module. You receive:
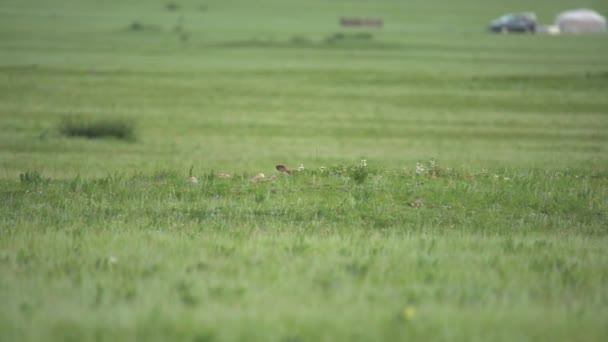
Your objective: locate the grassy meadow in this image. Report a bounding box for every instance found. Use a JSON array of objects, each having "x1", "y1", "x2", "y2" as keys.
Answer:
[{"x1": 1, "y1": 0, "x2": 608, "y2": 341}]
